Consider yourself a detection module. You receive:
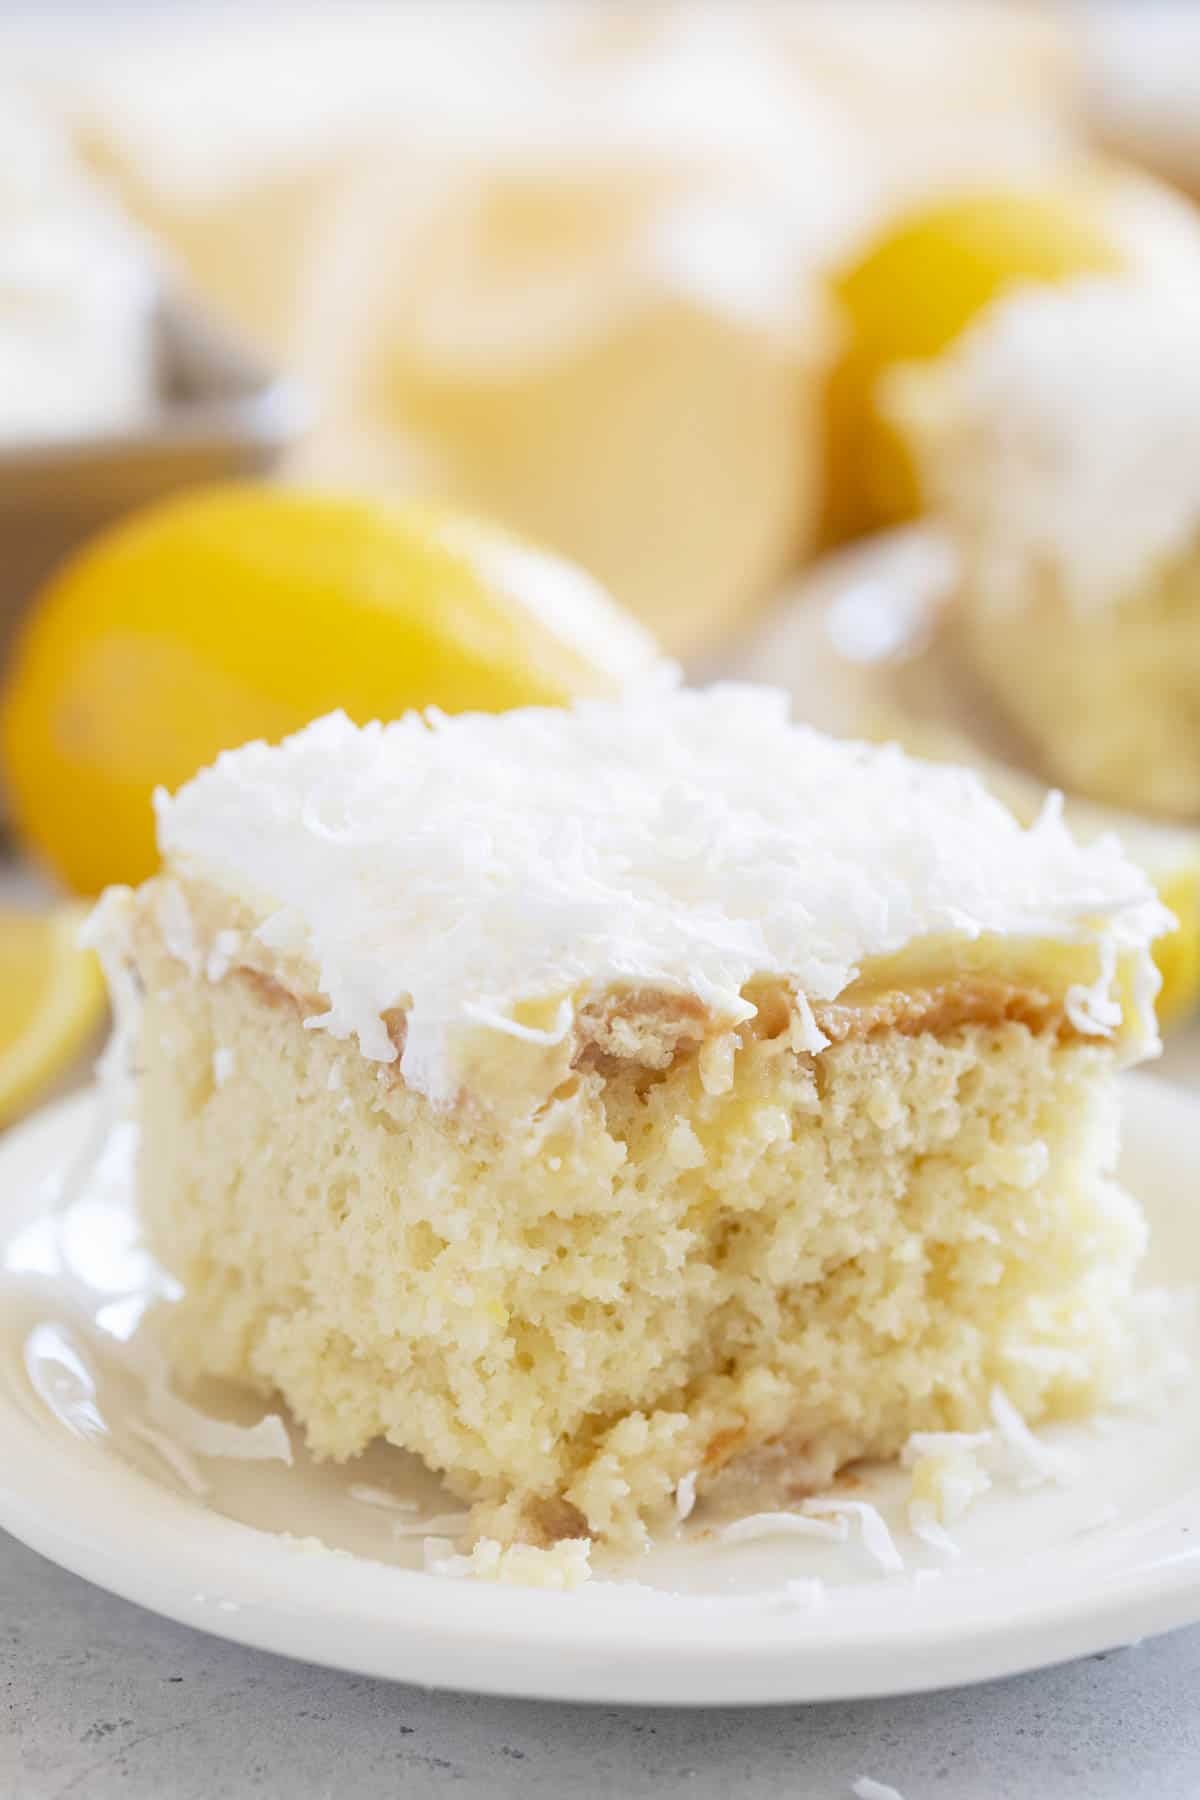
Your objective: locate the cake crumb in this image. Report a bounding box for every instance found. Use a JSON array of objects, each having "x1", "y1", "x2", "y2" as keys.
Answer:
[
  {"x1": 279, "y1": 1533, "x2": 353, "y2": 1560},
  {"x1": 908, "y1": 1446, "x2": 990, "y2": 1525},
  {"x1": 427, "y1": 1536, "x2": 592, "y2": 1590}
]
